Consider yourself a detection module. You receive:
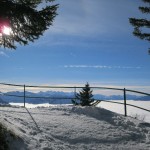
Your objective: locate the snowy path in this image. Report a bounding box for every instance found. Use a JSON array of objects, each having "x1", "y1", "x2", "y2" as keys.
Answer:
[{"x1": 0, "y1": 106, "x2": 150, "y2": 150}]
